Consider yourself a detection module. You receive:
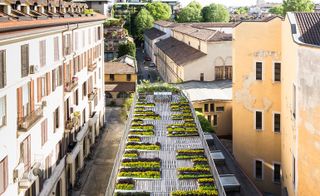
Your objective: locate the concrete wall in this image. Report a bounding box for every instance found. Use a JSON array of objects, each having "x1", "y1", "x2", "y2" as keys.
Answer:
[
  {"x1": 193, "y1": 101, "x2": 232, "y2": 137},
  {"x1": 232, "y1": 18, "x2": 282, "y2": 195}
]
